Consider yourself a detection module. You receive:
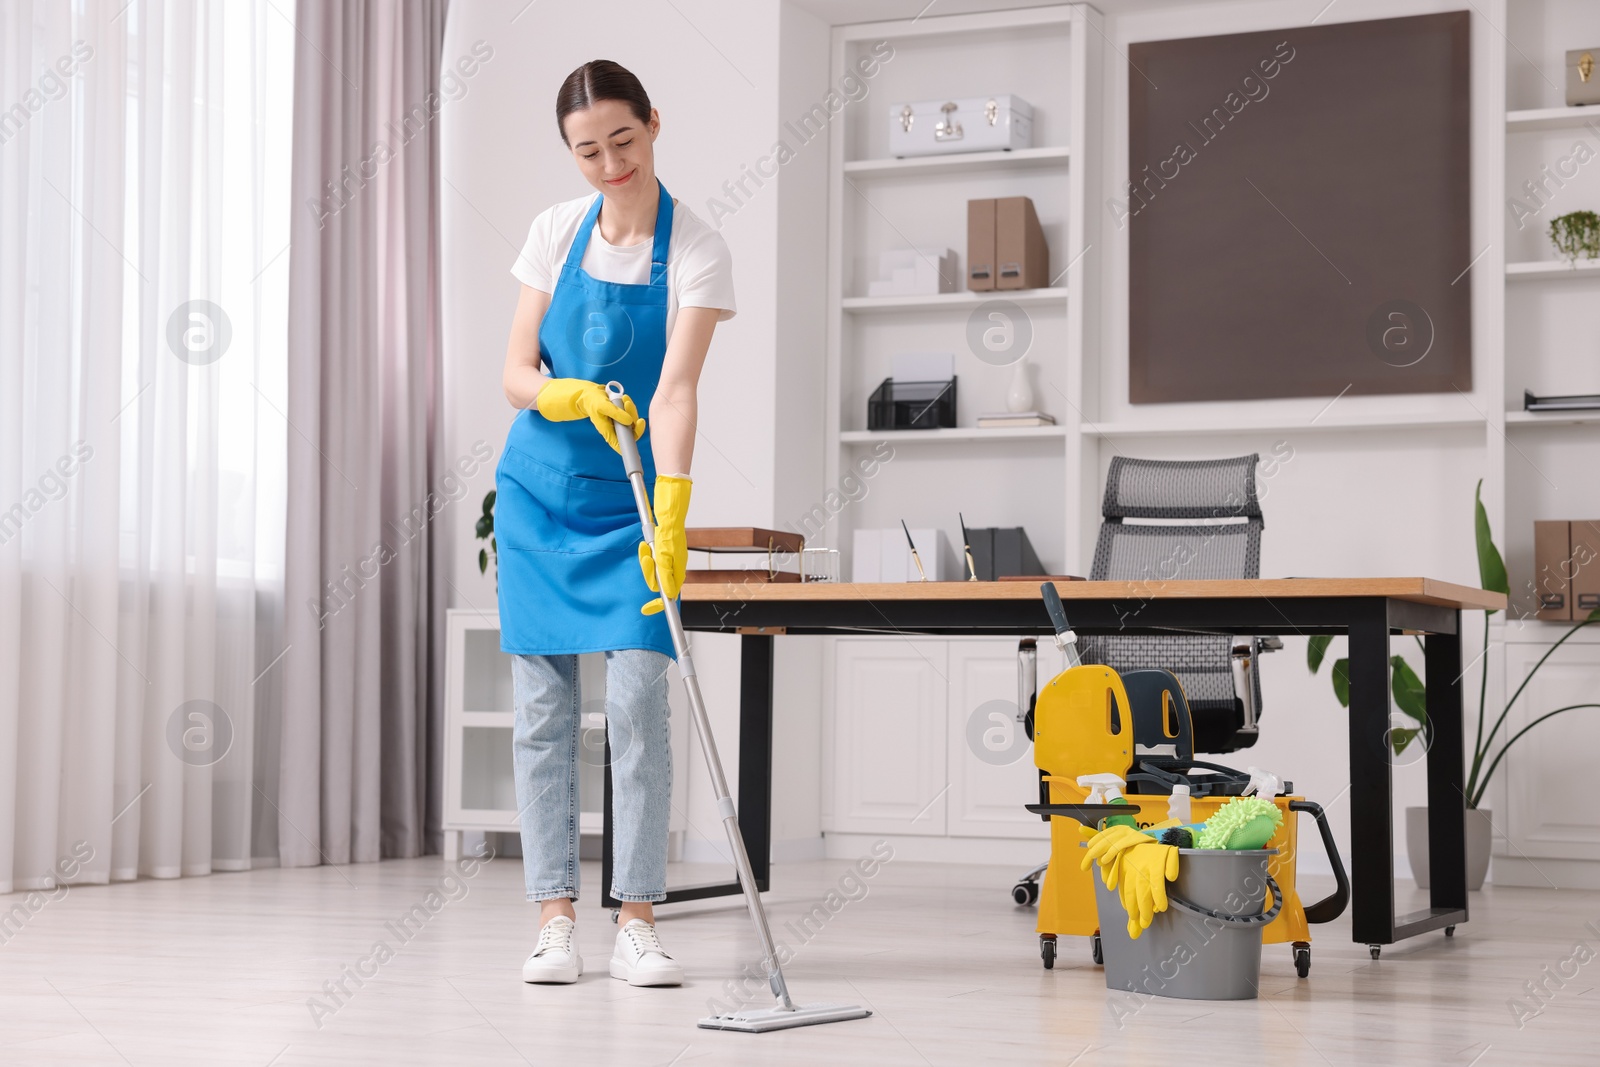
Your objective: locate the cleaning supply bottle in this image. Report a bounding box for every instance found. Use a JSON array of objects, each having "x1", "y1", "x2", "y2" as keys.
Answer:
[
  {"x1": 1167, "y1": 783, "x2": 1192, "y2": 824},
  {"x1": 1077, "y1": 774, "x2": 1138, "y2": 829},
  {"x1": 1243, "y1": 766, "x2": 1282, "y2": 798}
]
